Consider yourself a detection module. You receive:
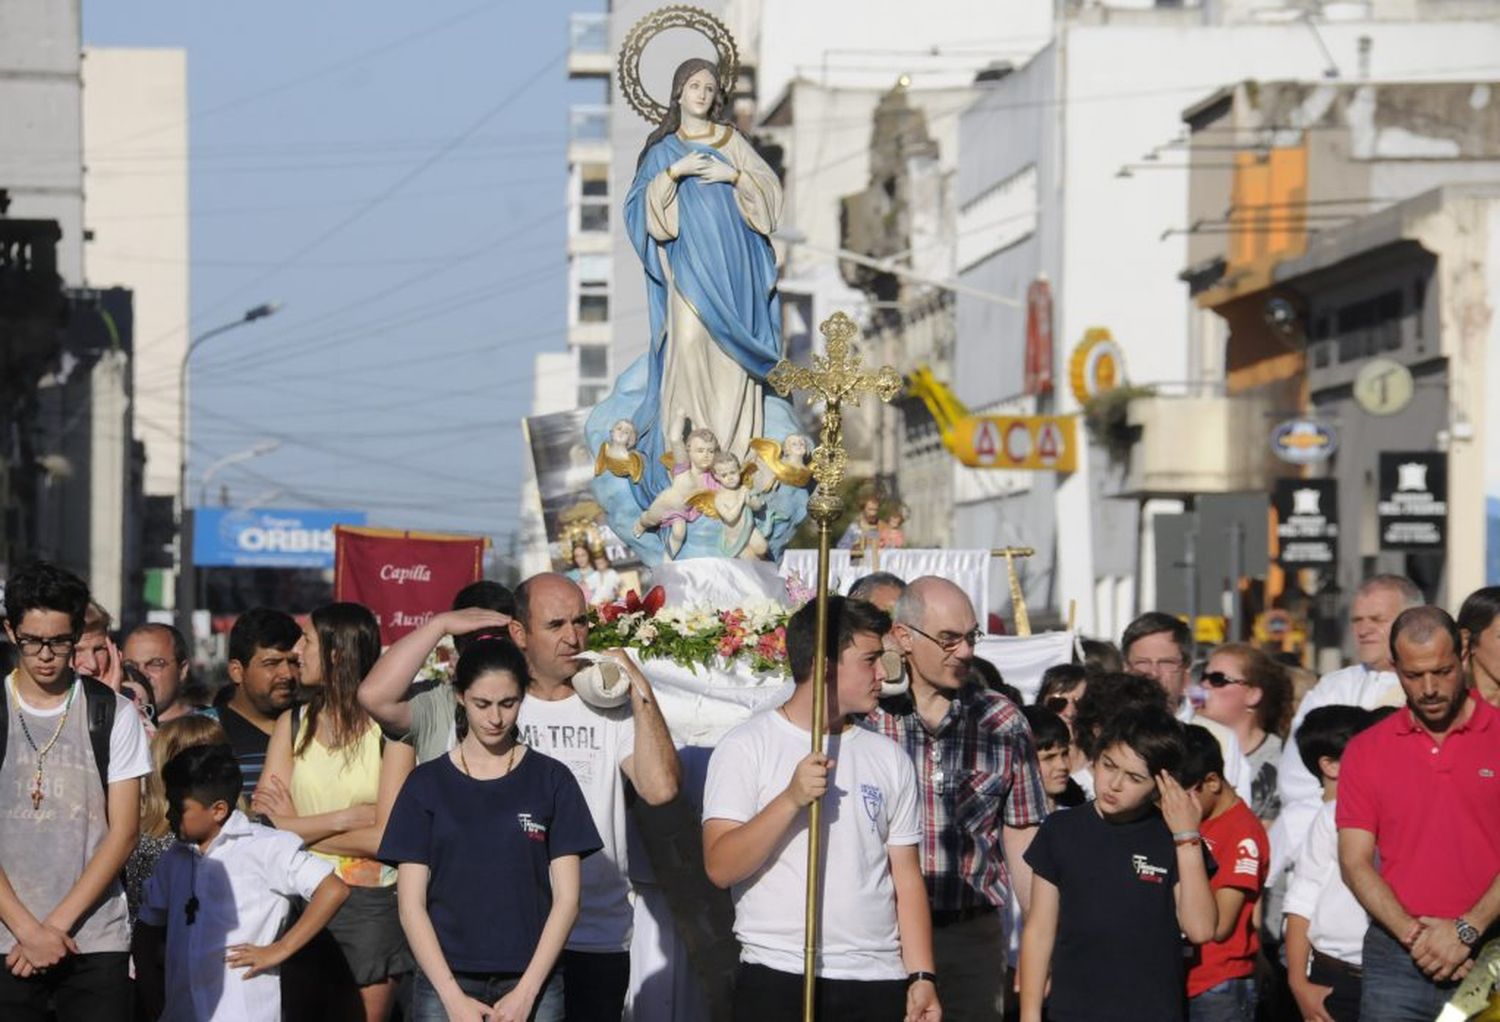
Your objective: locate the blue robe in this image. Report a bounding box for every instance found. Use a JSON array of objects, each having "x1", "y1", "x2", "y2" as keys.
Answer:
[{"x1": 622, "y1": 131, "x2": 782, "y2": 505}]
